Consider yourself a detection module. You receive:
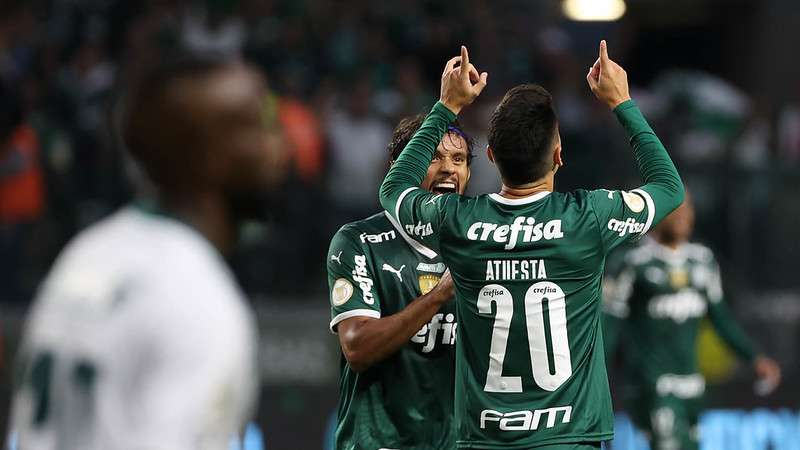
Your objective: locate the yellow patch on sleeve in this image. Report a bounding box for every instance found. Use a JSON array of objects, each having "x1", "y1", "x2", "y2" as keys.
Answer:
[
  {"x1": 622, "y1": 191, "x2": 646, "y2": 213},
  {"x1": 332, "y1": 278, "x2": 354, "y2": 306}
]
